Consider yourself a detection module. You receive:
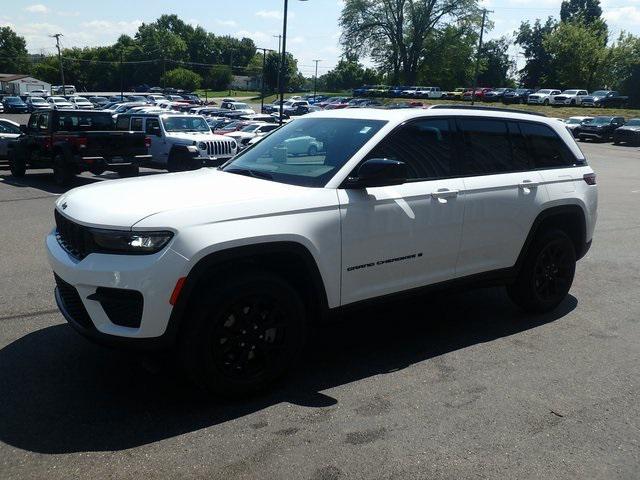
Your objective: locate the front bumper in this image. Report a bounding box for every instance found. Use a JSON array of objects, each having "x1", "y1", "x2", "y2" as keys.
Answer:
[
  {"x1": 578, "y1": 130, "x2": 609, "y2": 140},
  {"x1": 47, "y1": 229, "x2": 189, "y2": 345},
  {"x1": 527, "y1": 98, "x2": 546, "y2": 104}
]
